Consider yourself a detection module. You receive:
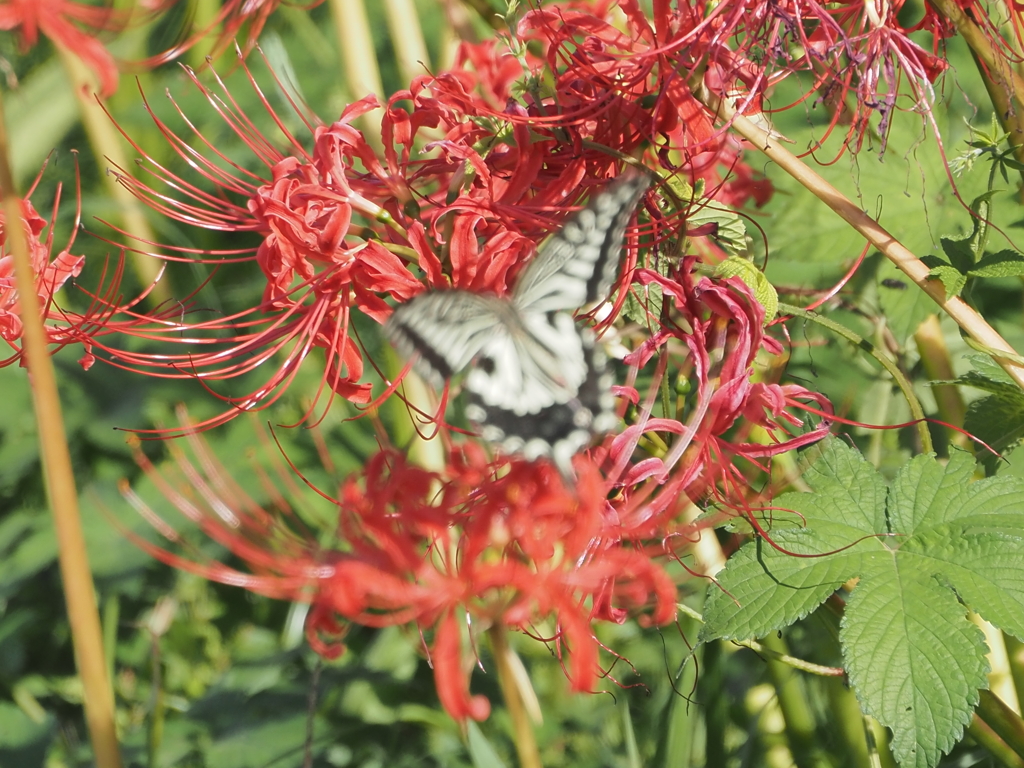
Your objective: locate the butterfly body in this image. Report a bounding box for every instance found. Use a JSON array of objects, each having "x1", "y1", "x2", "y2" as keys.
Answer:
[{"x1": 385, "y1": 172, "x2": 649, "y2": 477}]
